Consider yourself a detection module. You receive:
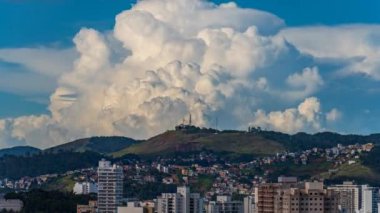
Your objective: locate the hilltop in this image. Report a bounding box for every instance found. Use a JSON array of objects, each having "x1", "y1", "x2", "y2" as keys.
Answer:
[
  {"x1": 113, "y1": 127, "x2": 380, "y2": 157},
  {"x1": 44, "y1": 136, "x2": 137, "y2": 154},
  {"x1": 1, "y1": 127, "x2": 380, "y2": 182},
  {"x1": 0, "y1": 146, "x2": 41, "y2": 157},
  {"x1": 113, "y1": 129, "x2": 285, "y2": 157},
  {"x1": 3, "y1": 128, "x2": 380, "y2": 158}
]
